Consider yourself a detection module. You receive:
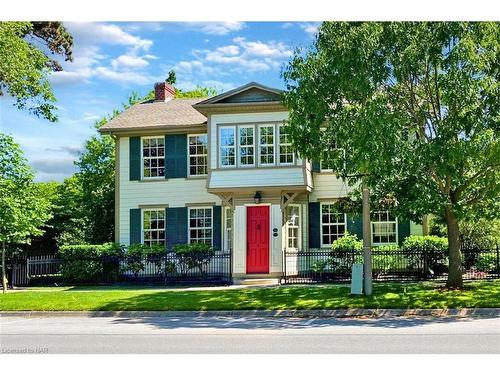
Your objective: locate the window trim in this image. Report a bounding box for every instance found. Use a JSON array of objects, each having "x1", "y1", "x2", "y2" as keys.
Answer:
[
  {"x1": 258, "y1": 124, "x2": 276, "y2": 166},
  {"x1": 278, "y1": 124, "x2": 295, "y2": 166},
  {"x1": 141, "y1": 135, "x2": 165, "y2": 180},
  {"x1": 284, "y1": 203, "x2": 302, "y2": 251},
  {"x1": 188, "y1": 206, "x2": 214, "y2": 246},
  {"x1": 371, "y1": 210, "x2": 399, "y2": 246},
  {"x1": 222, "y1": 206, "x2": 233, "y2": 253},
  {"x1": 238, "y1": 125, "x2": 256, "y2": 168},
  {"x1": 320, "y1": 202, "x2": 347, "y2": 248},
  {"x1": 141, "y1": 208, "x2": 166, "y2": 246},
  {"x1": 218, "y1": 126, "x2": 236, "y2": 168},
  {"x1": 187, "y1": 133, "x2": 208, "y2": 177}
]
